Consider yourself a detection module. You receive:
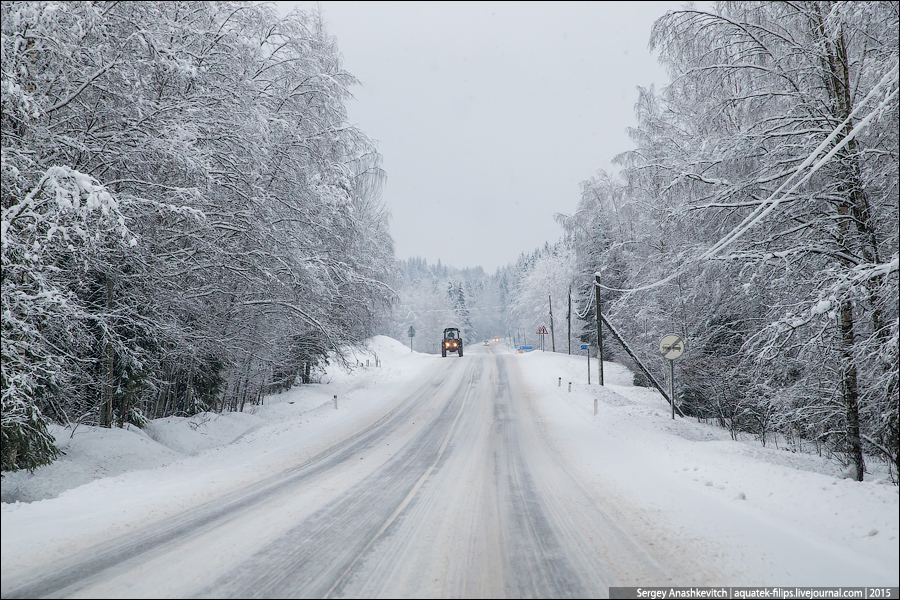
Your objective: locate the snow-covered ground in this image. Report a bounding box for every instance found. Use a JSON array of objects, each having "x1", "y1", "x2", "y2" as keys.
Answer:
[
  {"x1": 1, "y1": 337, "x2": 428, "y2": 505},
  {"x1": 2, "y1": 336, "x2": 897, "y2": 591},
  {"x1": 1, "y1": 336, "x2": 435, "y2": 583},
  {"x1": 515, "y1": 348, "x2": 898, "y2": 586}
]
